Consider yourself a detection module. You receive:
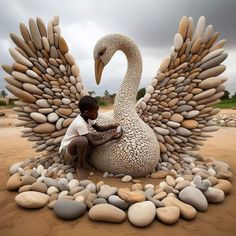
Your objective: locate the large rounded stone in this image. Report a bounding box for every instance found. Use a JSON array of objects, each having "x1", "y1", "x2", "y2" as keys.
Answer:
[
  {"x1": 30, "y1": 182, "x2": 48, "y2": 193},
  {"x1": 156, "y1": 206, "x2": 180, "y2": 224},
  {"x1": 15, "y1": 191, "x2": 49, "y2": 208},
  {"x1": 214, "y1": 179, "x2": 232, "y2": 195},
  {"x1": 179, "y1": 186, "x2": 208, "y2": 211},
  {"x1": 88, "y1": 204, "x2": 126, "y2": 223},
  {"x1": 33, "y1": 123, "x2": 56, "y2": 133},
  {"x1": 54, "y1": 199, "x2": 86, "y2": 220},
  {"x1": 118, "y1": 188, "x2": 145, "y2": 203},
  {"x1": 30, "y1": 112, "x2": 47, "y2": 123},
  {"x1": 128, "y1": 201, "x2": 156, "y2": 227}
]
